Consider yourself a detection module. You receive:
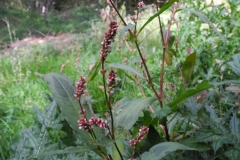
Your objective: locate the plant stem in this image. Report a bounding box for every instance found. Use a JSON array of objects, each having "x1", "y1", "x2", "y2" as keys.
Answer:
[
  {"x1": 78, "y1": 99, "x2": 109, "y2": 159},
  {"x1": 101, "y1": 62, "x2": 123, "y2": 160},
  {"x1": 134, "y1": 41, "x2": 161, "y2": 100},
  {"x1": 155, "y1": 0, "x2": 171, "y2": 141}
]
